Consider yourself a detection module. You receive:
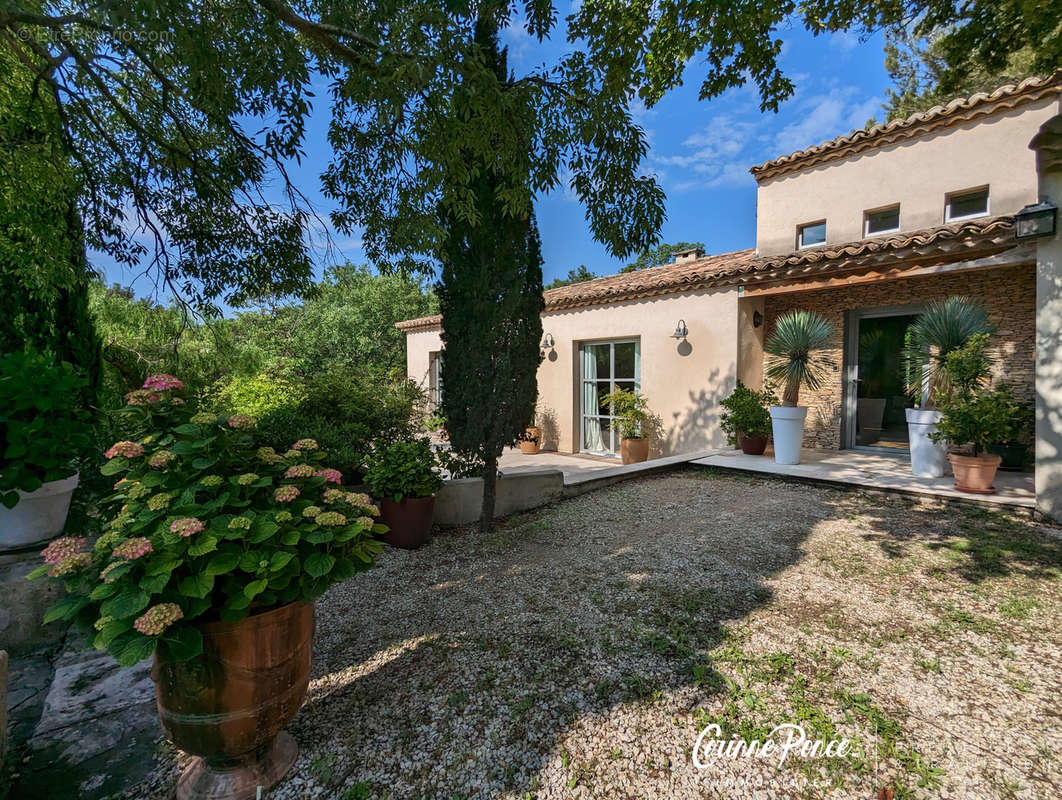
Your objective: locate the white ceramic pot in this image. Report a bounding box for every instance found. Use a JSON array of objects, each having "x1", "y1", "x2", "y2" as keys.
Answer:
[
  {"x1": 0, "y1": 473, "x2": 79, "y2": 552},
  {"x1": 770, "y1": 406, "x2": 808, "y2": 465},
  {"x1": 905, "y1": 408, "x2": 947, "y2": 478}
]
